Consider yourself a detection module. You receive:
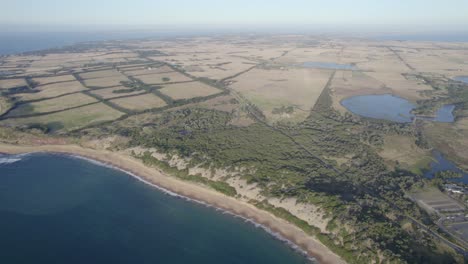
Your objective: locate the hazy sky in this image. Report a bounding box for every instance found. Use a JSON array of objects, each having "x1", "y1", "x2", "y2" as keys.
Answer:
[{"x1": 2, "y1": 0, "x2": 468, "y2": 28}]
